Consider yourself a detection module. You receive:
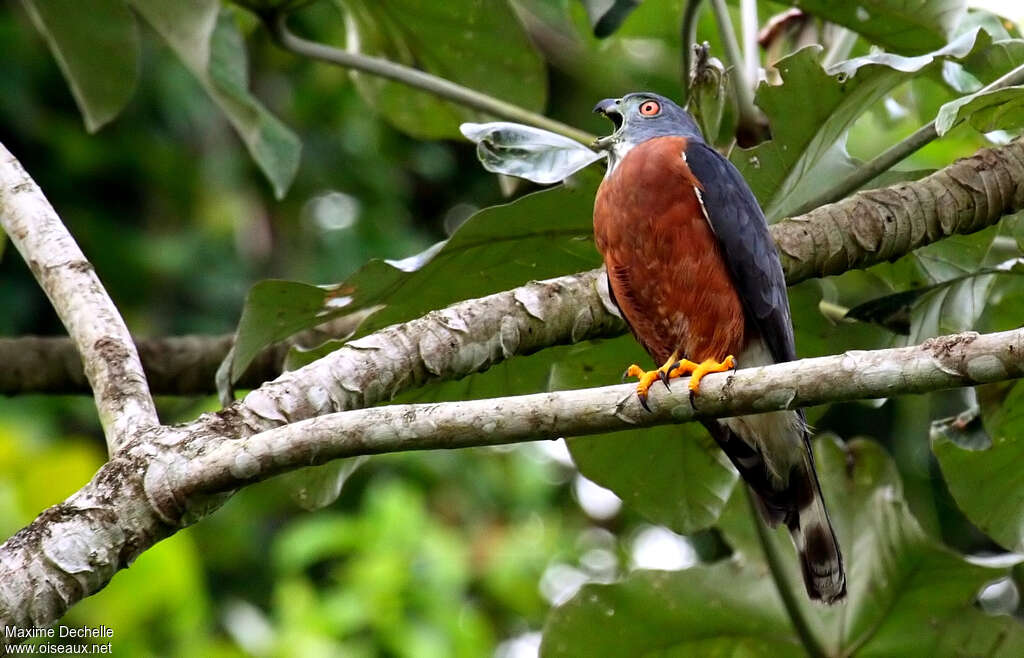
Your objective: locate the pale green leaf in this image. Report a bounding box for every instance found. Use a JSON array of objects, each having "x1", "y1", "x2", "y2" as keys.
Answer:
[
  {"x1": 936, "y1": 85, "x2": 1024, "y2": 136},
  {"x1": 733, "y1": 29, "x2": 991, "y2": 221},
  {"x1": 788, "y1": 0, "x2": 965, "y2": 54}
]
